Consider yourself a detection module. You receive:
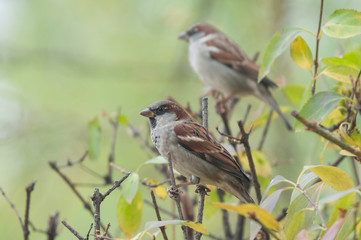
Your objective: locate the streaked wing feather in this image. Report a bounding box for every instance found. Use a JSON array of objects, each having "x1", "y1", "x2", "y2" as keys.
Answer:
[{"x1": 174, "y1": 121, "x2": 249, "y2": 182}]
